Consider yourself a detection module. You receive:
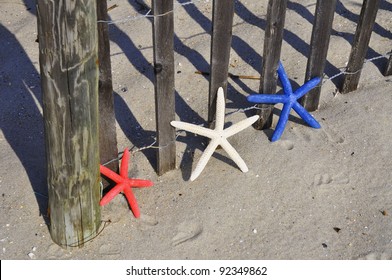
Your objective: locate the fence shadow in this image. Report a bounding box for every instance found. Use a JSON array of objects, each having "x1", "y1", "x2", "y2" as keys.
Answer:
[
  {"x1": 16, "y1": 0, "x2": 390, "y2": 182},
  {"x1": 128, "y1": 0, "x2": 344, "y2": 175},
  {"x1": 336, "y1": 0, "x2": 391, "y2": 72},
  {"x1": 117, "y1": 0, "x2": 211, "y2": 178},
  {"x1": 223, "y1": 1, "x2": 390, "y2": 88},
  {"x1": 336, "y1": 0, "x2": 392, "y2": 40},
  {"x1": 234, "y1": 1, "x2": 344, "y2": 88},
  {"x1": 113, "y1": 92, "x2": 157, "y2": 170},
  {"x1": 0, "y1": 23, "x2": 48, "y2": 224},
  {"x1": 287, "y1": 1, "x2": 390, "y2": 75},
  {"x1": 380, "y1": 0, "x2": 392, "y2": 11}
]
